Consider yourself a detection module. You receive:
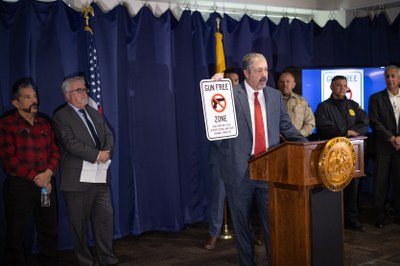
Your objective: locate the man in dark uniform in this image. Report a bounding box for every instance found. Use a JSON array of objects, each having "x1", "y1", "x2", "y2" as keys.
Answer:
[{"x1": 315, "y1": 75, "x2": 369, "y2": 231}]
